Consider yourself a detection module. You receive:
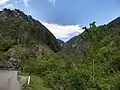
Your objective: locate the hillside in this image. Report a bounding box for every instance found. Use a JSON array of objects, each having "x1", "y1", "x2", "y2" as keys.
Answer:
[
  {"x1": 64, "y1": 18, "x2": 120, "y2": 59},
  {"x1": 57, "y1": 39, "x2": 65, "y2": 47},
  {"x1": 24, "y1": 17, "x2": 120, "y2": 90},
  {"x1": 0, "y1": 8, "x2": 61, "y2": 70},
  {"x1": 0, "y1": 8, "x2": 120, "y2": 90}
]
